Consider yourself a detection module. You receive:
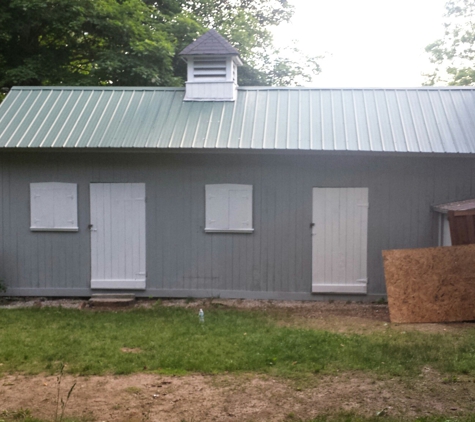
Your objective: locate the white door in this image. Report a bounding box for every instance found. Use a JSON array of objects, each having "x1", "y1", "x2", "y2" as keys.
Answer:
[
  {"x1": 312, "y1": 188, "x2": 368, "y2": 294},
  {"x1": 90, "y1": 183, "x2": 146, "y2": 289}
]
